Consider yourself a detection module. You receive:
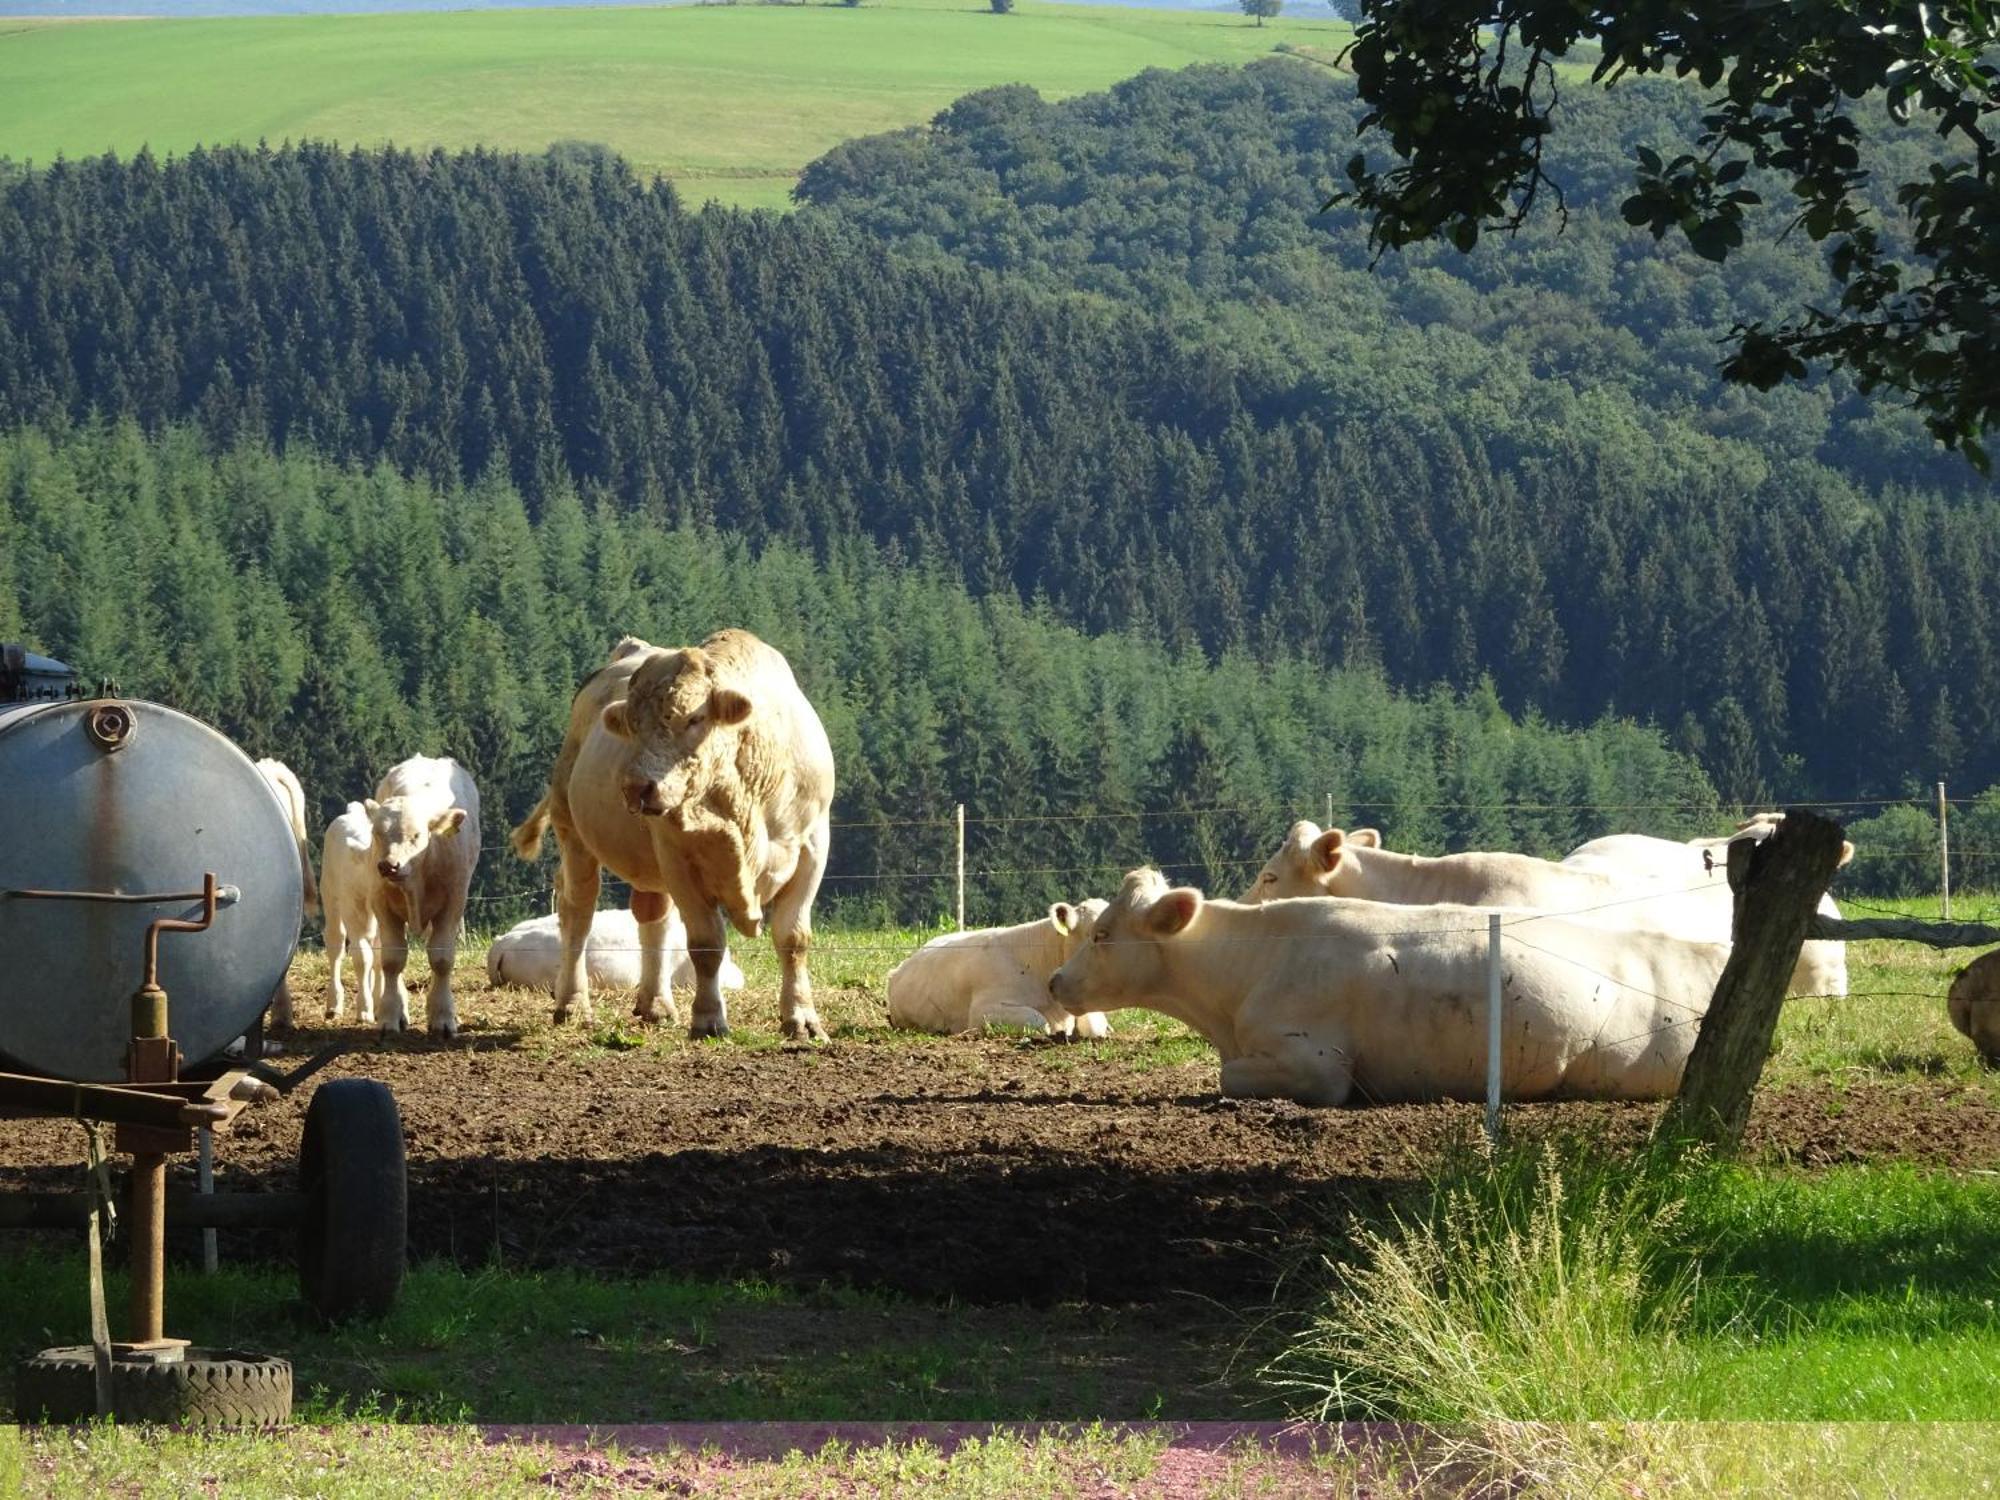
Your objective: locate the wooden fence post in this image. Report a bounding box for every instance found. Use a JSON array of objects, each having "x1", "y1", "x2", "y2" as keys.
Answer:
[{"x1": 1658, "y1": 806, "x2": 1848, "y2": 1151}]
